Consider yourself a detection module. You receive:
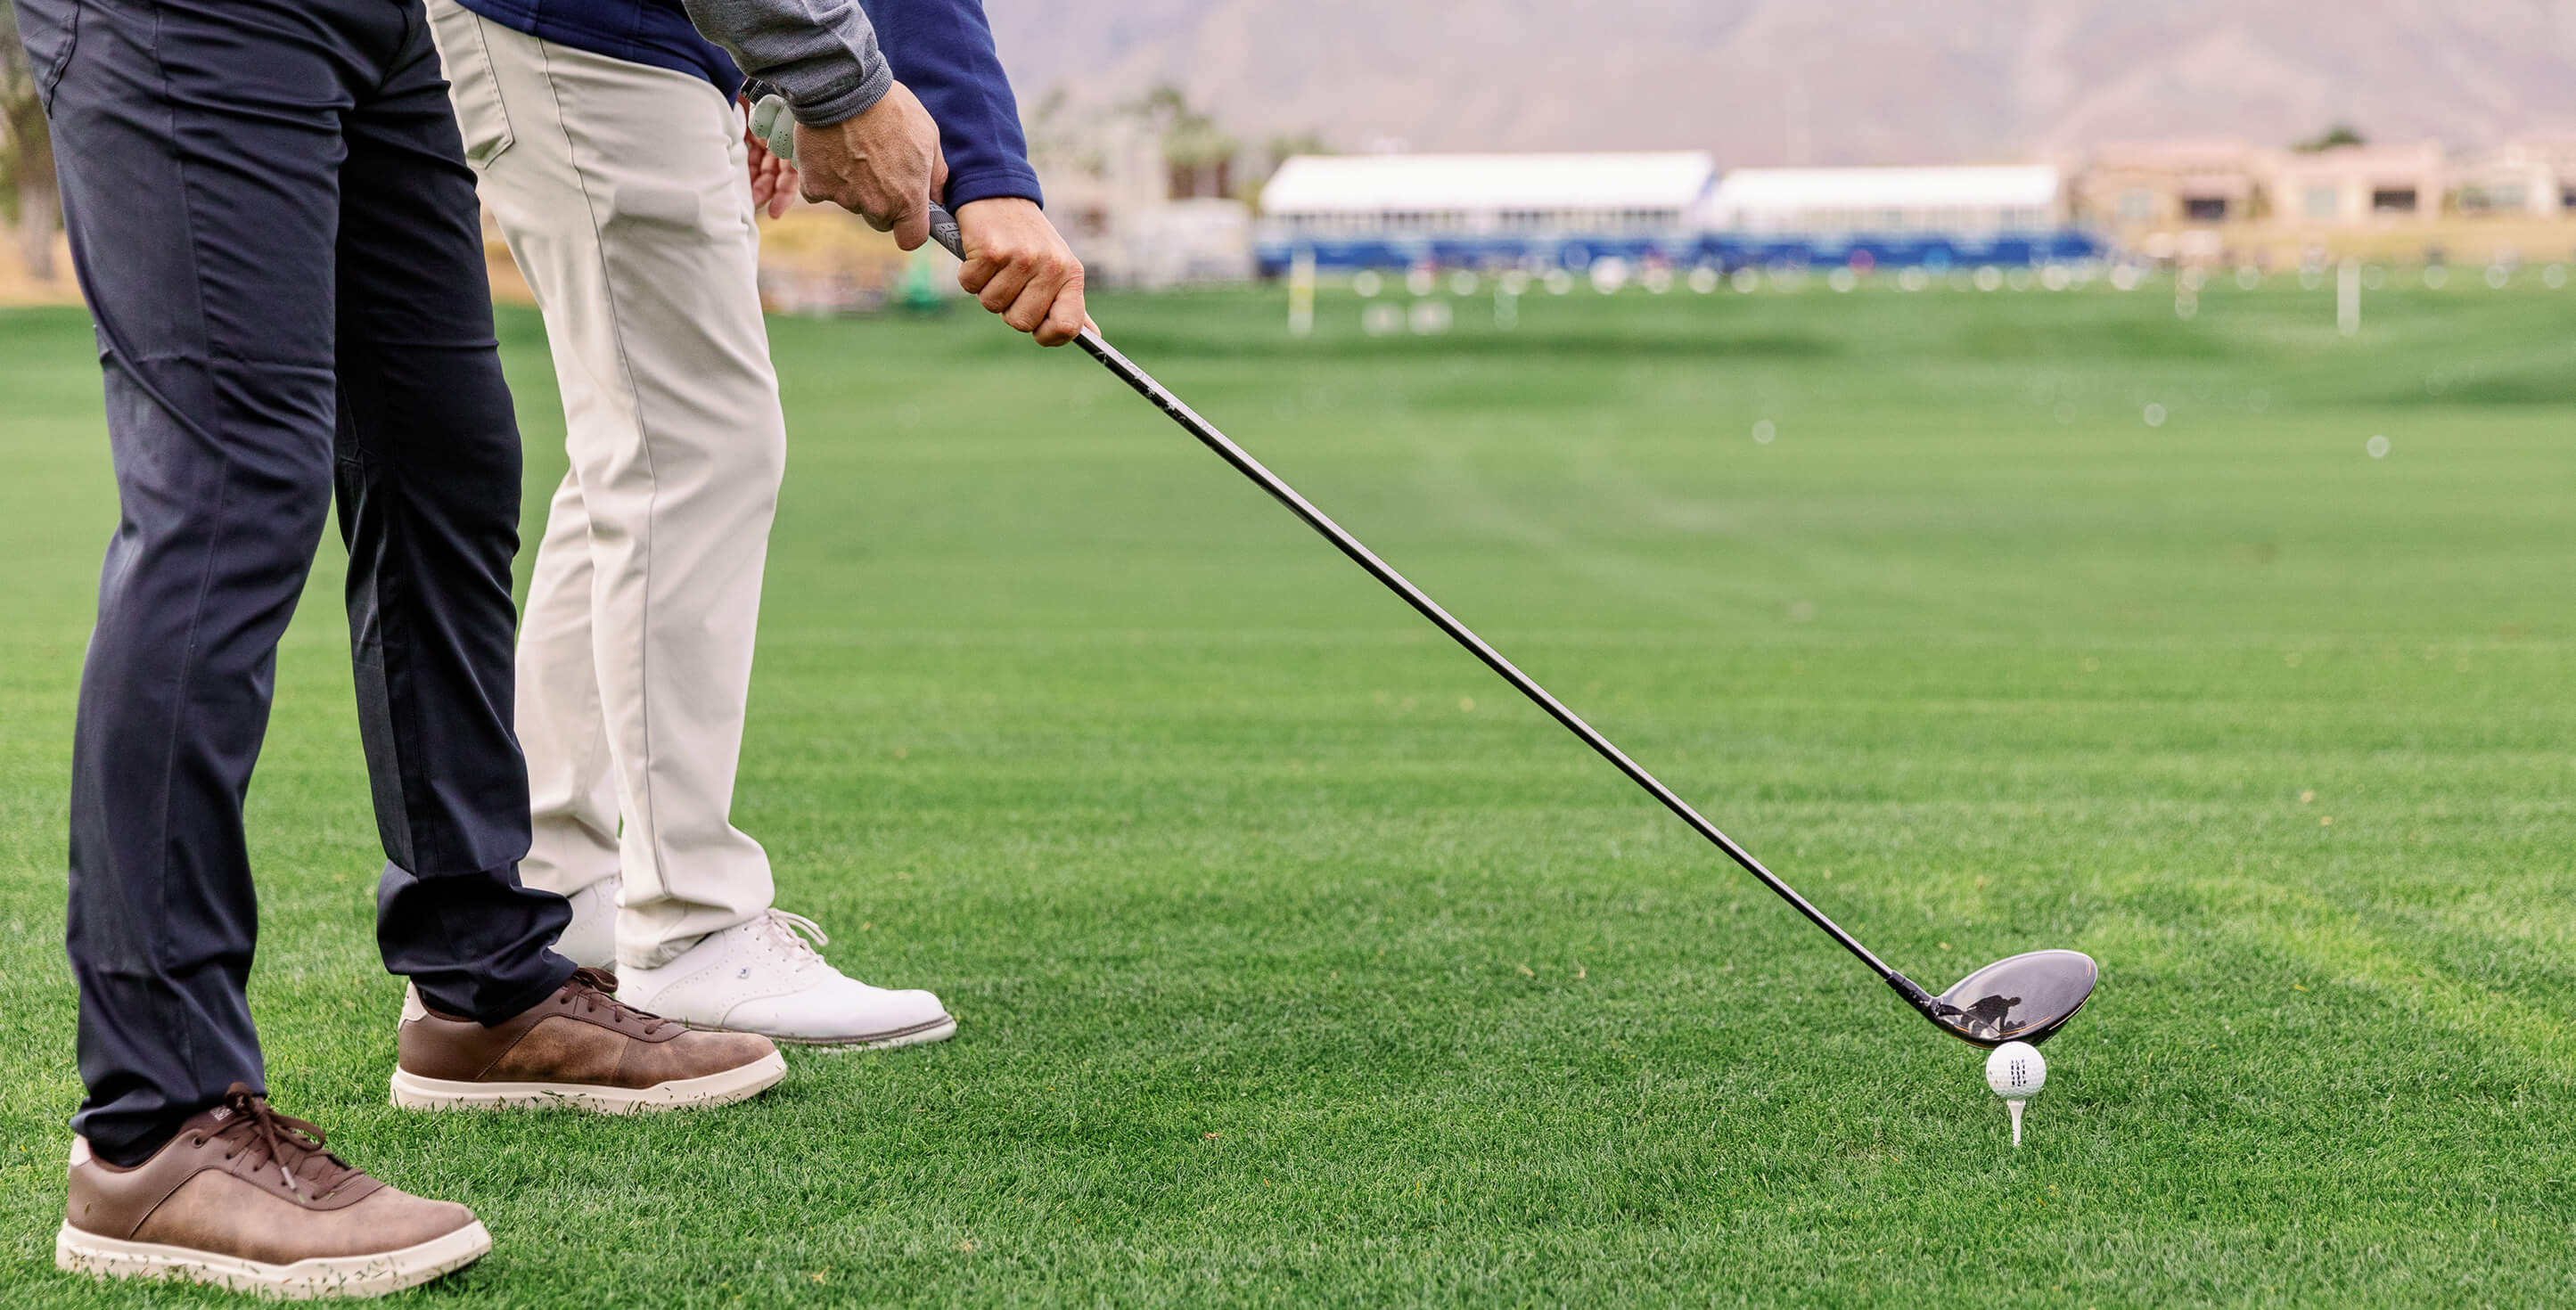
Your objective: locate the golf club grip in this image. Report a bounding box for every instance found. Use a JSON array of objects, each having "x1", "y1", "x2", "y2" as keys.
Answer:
[
  {"x1": 926, "y1": 202, "x2": 965, "y2": 261},
  {"x1": 742, "y1": 89, "x2": 963, "y2": 257},
  {"x1": 1062, "y1": 325, "x2": 1915, "y2": 995}
]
